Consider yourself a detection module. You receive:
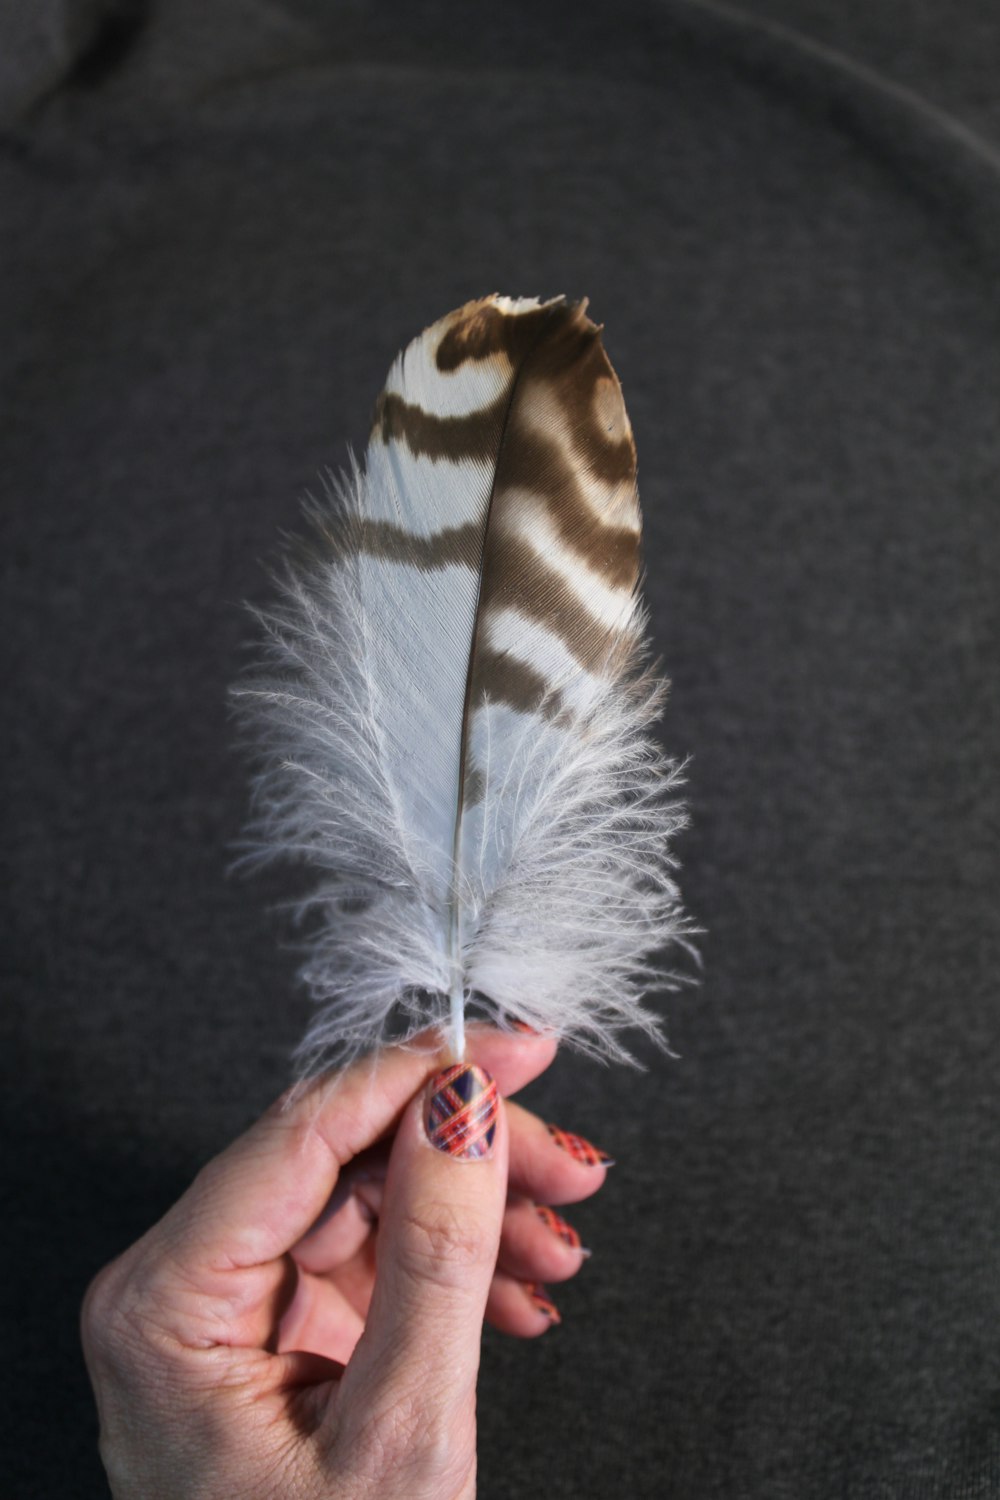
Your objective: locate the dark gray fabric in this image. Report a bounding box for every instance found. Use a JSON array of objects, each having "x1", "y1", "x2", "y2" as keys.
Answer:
[{"x1": 3, "y1": 3, "x2": 998, "y2": 1495}]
